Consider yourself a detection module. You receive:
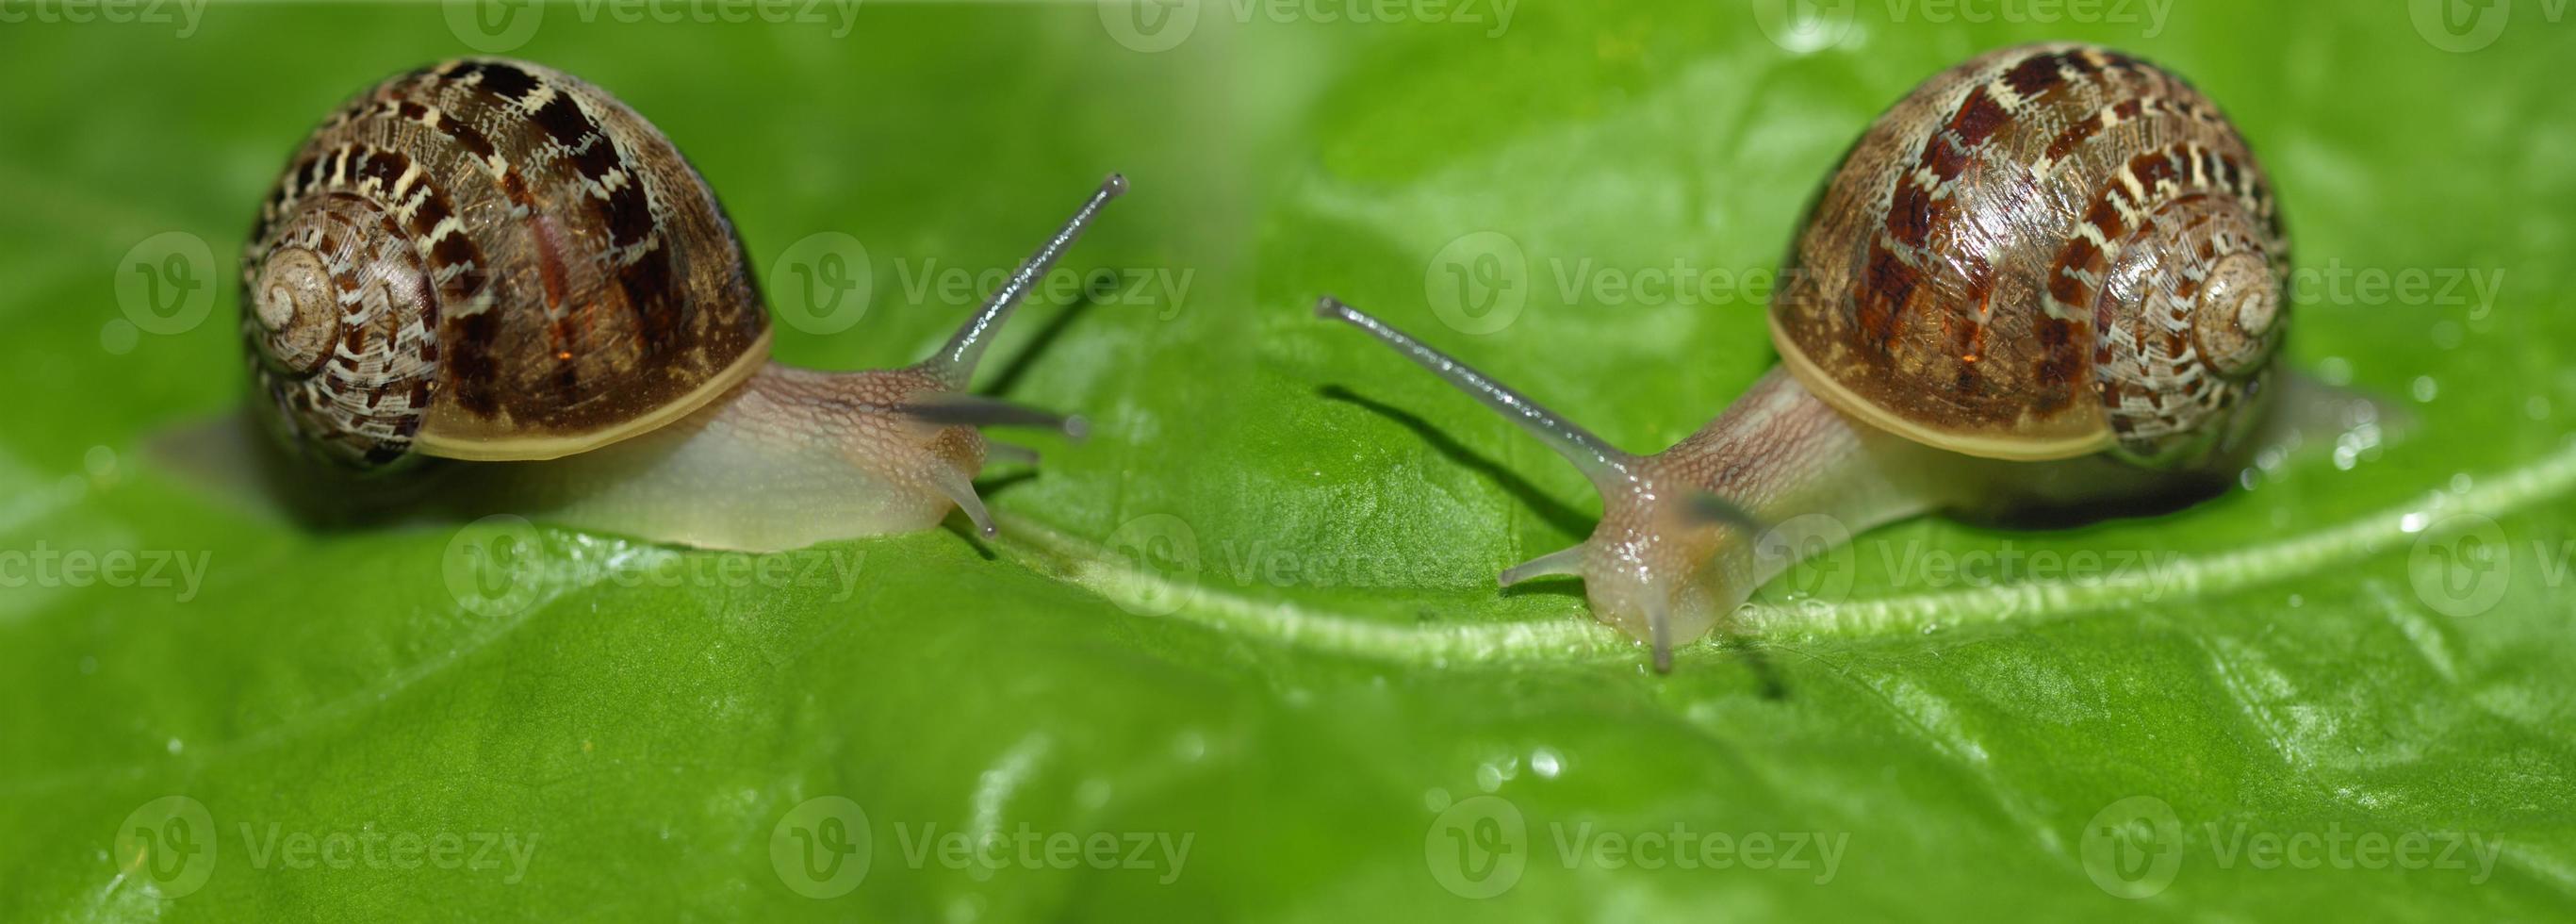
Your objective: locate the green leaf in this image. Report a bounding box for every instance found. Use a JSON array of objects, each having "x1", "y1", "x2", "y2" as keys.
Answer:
[{"x1": 5, "y1": 3, "x2": 2573, "y2": 920}]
